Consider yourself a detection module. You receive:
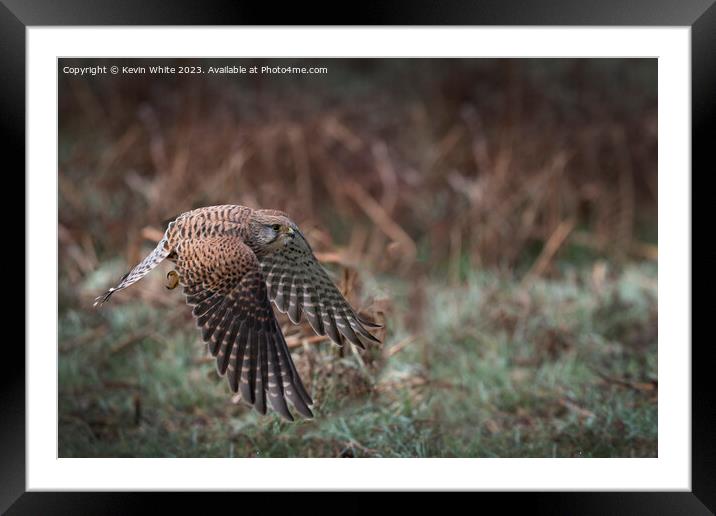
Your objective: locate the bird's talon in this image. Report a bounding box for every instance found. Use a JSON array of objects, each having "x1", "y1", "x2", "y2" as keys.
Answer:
[{"x1": 166, "y1": 270, "x2": 180, "y2": 290}]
